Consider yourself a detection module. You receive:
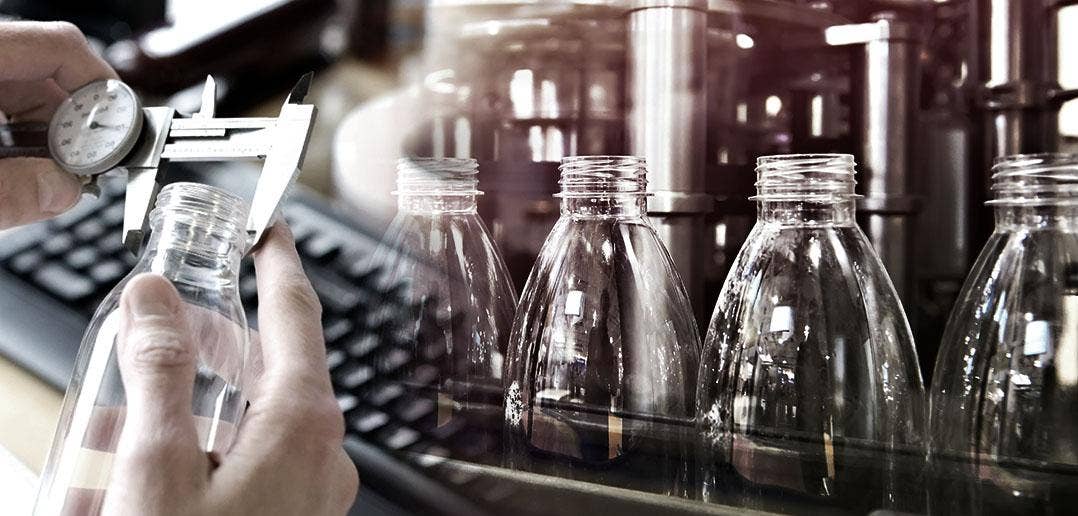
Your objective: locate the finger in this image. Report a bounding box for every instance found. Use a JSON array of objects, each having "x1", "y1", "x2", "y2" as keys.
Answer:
[
  {"x1": 240, "y1": 329, "x2": 265, "y2": 402},
  {"x1": 331, "y1": 448, "x2": 360, "y2": 512},
  {"x1": 0, "y1": 79, "x2": 67, "y2": 121},
  {"x1": 109, "y1": 274, "x2": 205, "y2": 512},
  {"x1": 0, "y1": 158, "x2": 81, "y2": 229},
  {"x1": 116, "y1": 274, "x2": 200, "y2": 441},
  {"x1": 0, "y1": 21, "x2": 116, "y2": 91},
  {"x1": 251, "y1": 223, "x2": 330, "y2": 391}
]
